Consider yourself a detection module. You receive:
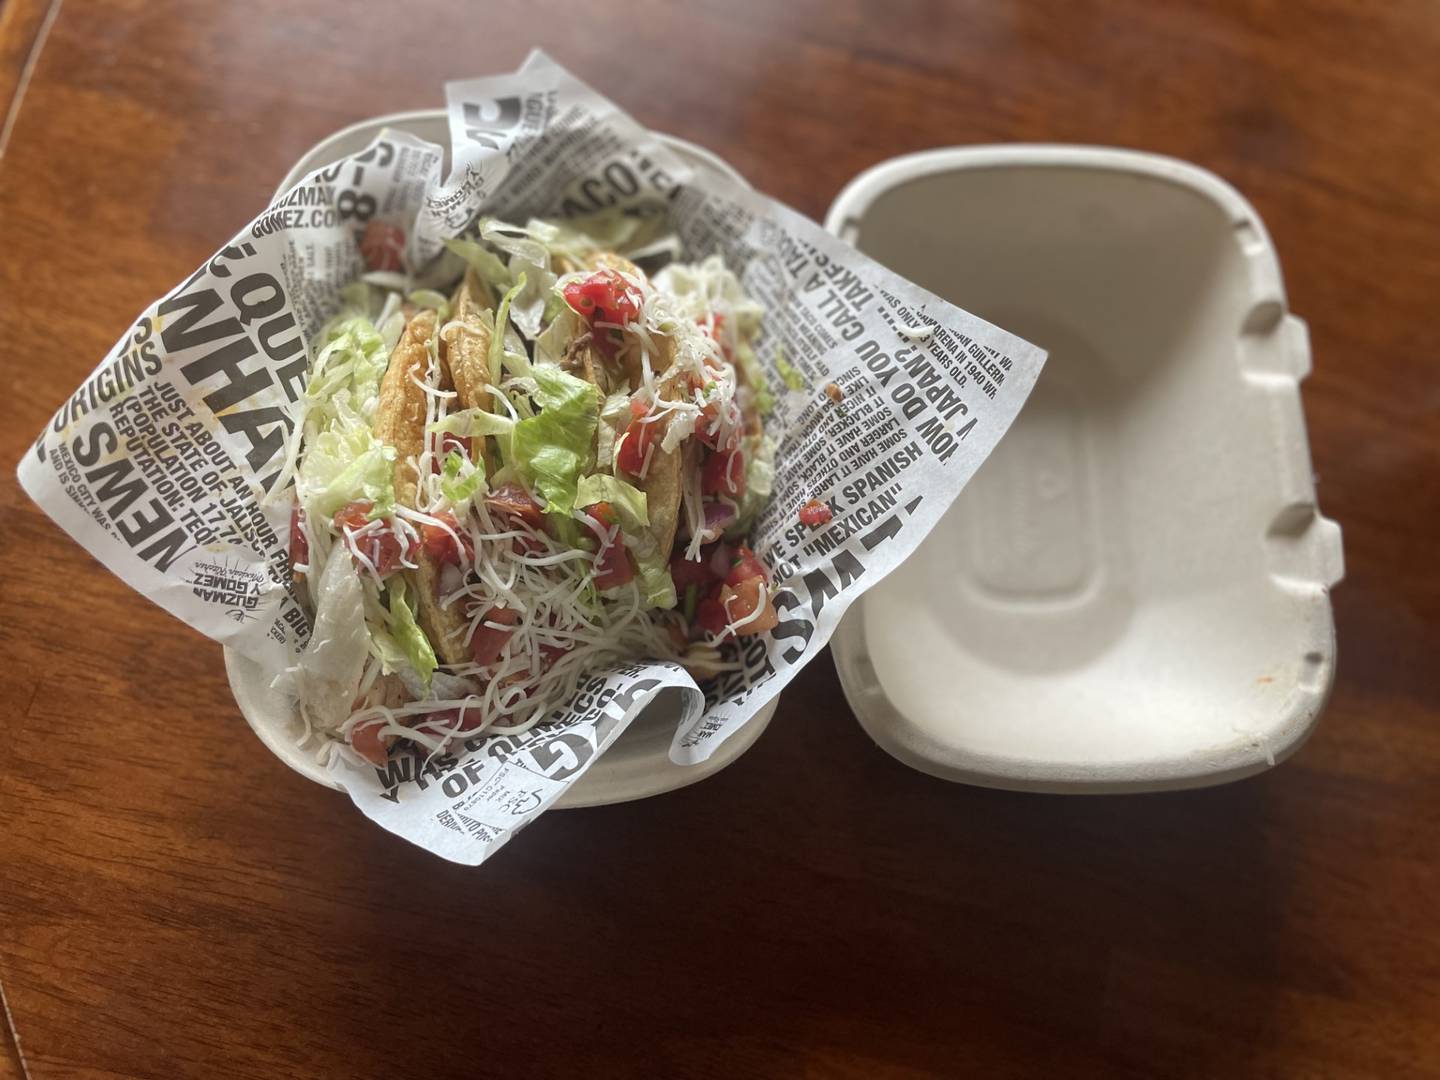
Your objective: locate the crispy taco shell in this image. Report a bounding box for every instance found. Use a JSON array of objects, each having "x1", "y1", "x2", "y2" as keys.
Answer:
[
  {"x1": 441, "y1": 270, "x2": 495, "y2": 413},
  {"x1": 374, "y1": 309, "x2": 473, "y2": 668},
  {"x1": 633, "y1": 351, "x2": 684, "y2": 564},
  {"x1": 588, "y1": 250, "x2": 643, "y2": 279},
  {"x1": 374, "y1": 309, "x2": 438, "y2": 508},
  {"x1": 416, "y1": 553, "x2": 471, "y2": 667}
]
